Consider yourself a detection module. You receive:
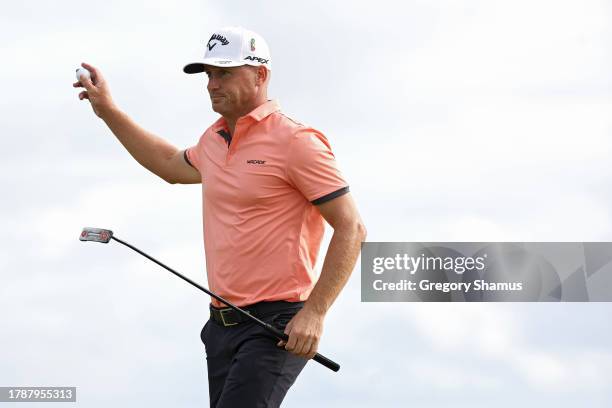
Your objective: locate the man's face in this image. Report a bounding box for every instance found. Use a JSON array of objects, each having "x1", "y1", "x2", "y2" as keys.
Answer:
[{"x1": 204, "y1": 65, "x2": 260, "y2": 117}]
